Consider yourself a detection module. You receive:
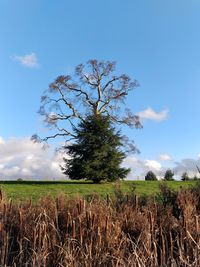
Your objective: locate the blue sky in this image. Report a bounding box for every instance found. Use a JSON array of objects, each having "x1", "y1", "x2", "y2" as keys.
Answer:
[{"x1": 0, "y1": 0, "x2": 200, "y2": 179}]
